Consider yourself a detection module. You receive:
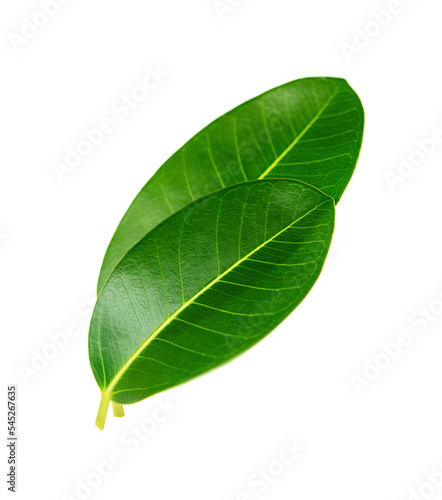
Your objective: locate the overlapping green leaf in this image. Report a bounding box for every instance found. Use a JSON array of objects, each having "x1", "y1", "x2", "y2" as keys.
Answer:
[
  {"x1": 97, "y1": 77, "x2": 363, "y2": 293},
  {"x1": 89, "y1": 179, "x2": 335, "y2": 429}
]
